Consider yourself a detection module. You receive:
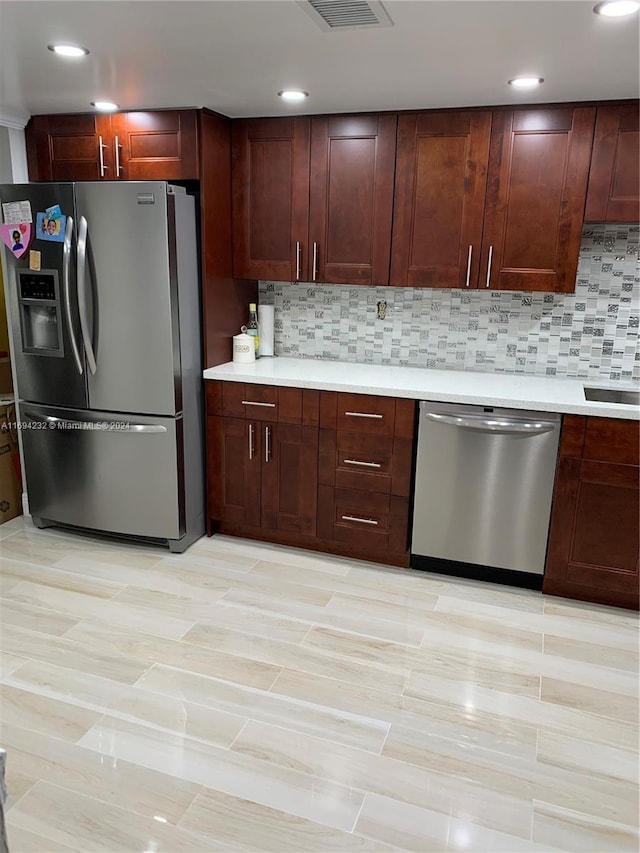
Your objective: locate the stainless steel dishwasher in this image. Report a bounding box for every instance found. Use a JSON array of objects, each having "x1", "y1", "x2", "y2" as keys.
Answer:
[{"x1": 411, "y1": 401, "x2": 561, "y2": 585}]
